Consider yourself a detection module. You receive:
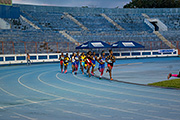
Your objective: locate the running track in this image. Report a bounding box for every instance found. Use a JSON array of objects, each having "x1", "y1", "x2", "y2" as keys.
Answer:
[{"x1": 0, "y1": 62, "x2": 180, "y2": 120}]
